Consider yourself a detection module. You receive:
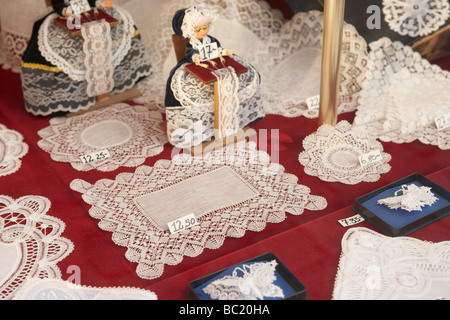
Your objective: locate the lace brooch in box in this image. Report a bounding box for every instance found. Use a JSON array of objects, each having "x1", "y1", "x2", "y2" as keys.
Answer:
[
  {"x1": 377, "y1": 184, "x2": 438, "y2": 212},
  {"x1": 202, "y1": 260, "x2": 284, "y2": 300}
]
